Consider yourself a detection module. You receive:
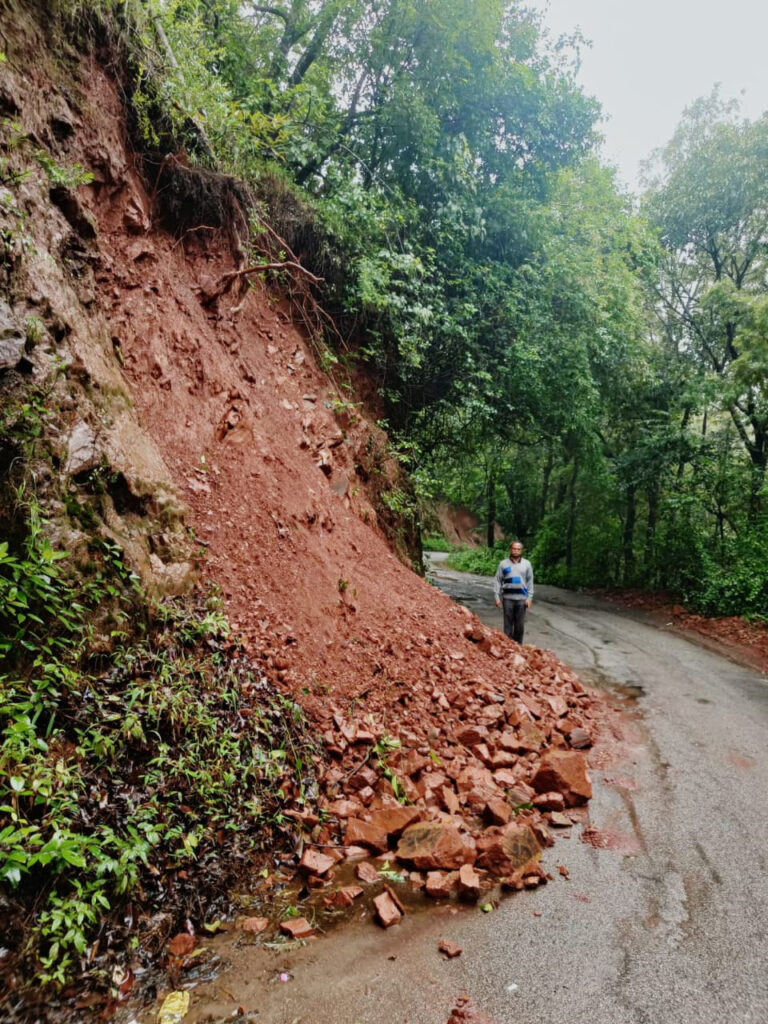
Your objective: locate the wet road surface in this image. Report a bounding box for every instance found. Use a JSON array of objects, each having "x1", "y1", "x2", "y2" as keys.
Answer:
[{"x1": 167, "y1": 556, "x2": 768, "y2": 1024}]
